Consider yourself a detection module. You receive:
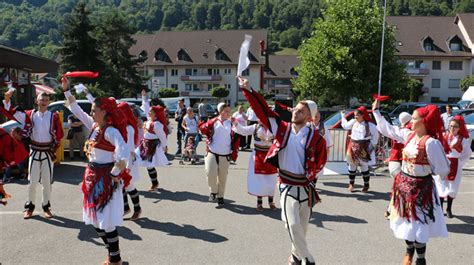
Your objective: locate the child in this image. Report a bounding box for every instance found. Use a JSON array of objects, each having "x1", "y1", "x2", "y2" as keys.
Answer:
[{"x1": 183, "y1": 136, "x2": 196, "y2": 163}]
